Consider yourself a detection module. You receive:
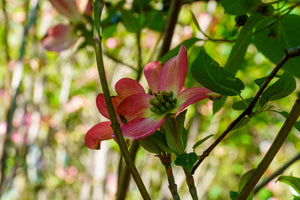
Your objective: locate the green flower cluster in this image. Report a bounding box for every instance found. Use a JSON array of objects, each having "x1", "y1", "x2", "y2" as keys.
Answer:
[{"x1": 149, "y1": 91, "x2": 177, "y2": 114}]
